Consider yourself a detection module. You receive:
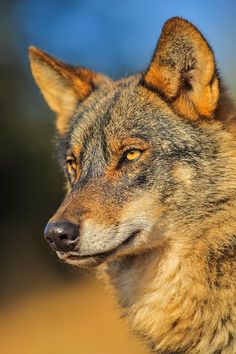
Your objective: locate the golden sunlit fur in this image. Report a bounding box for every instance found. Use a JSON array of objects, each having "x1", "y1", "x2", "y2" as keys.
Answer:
[
  {"x1": 144, "y1": 17, "x2": 219, "y2": 120},
  {"x1": 29, "y1": 46, "x2": 106, "y2": 134},
  {"x1": 29, "y1": 17, "x2": 236, "y2": 354}
]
